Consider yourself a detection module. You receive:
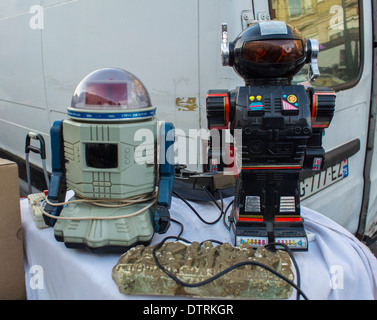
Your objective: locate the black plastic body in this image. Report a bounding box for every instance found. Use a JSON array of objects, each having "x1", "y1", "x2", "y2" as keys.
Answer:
[{"x1": 206, "y1": 84, "x2": 335, "y2": 250}]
